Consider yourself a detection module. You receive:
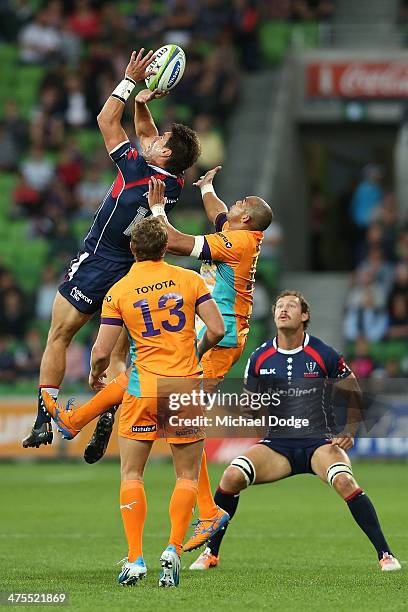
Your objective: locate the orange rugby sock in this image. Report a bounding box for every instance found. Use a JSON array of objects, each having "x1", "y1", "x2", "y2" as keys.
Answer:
[
  {"x1": 197, "y1": 451, "x2": 218, "y2": 520},
  {"x1": 120, "y1": 479, "x2": 147, "y2": 562},
  {"x1": 168, "y1": 478, "x2": 198, "y2": 556},
  {"x1": 70, "y1": 372, "x2": 128, "y2": 429}
]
